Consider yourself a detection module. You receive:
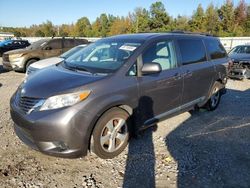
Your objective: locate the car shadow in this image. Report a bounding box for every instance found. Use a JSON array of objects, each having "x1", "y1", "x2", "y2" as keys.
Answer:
[
  {"x1": 123, "y1": 96, "x2": 157, "y2": 188},
  {"x1": 166, "y1": 88, "x2": 250, "y2": 187},
  {"x1": 0, "y1": 83, "x2": 2, "y2": 87},
  {"x1": 0, "y1": 65, "x2": 9, "y2": 74}
]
